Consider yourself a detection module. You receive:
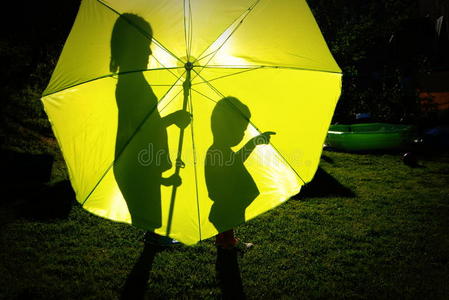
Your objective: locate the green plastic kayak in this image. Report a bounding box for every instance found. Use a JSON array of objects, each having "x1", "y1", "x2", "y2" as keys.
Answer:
[{"x1": 325, "y1": 123, "x2": 415, "y2": 151}]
